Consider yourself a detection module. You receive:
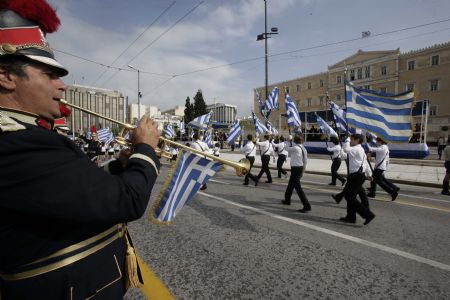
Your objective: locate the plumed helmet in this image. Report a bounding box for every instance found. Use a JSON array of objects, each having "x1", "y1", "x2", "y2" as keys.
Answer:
[{"x1": 0, "y1": 0, "x2": 68, "y2": 76}]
